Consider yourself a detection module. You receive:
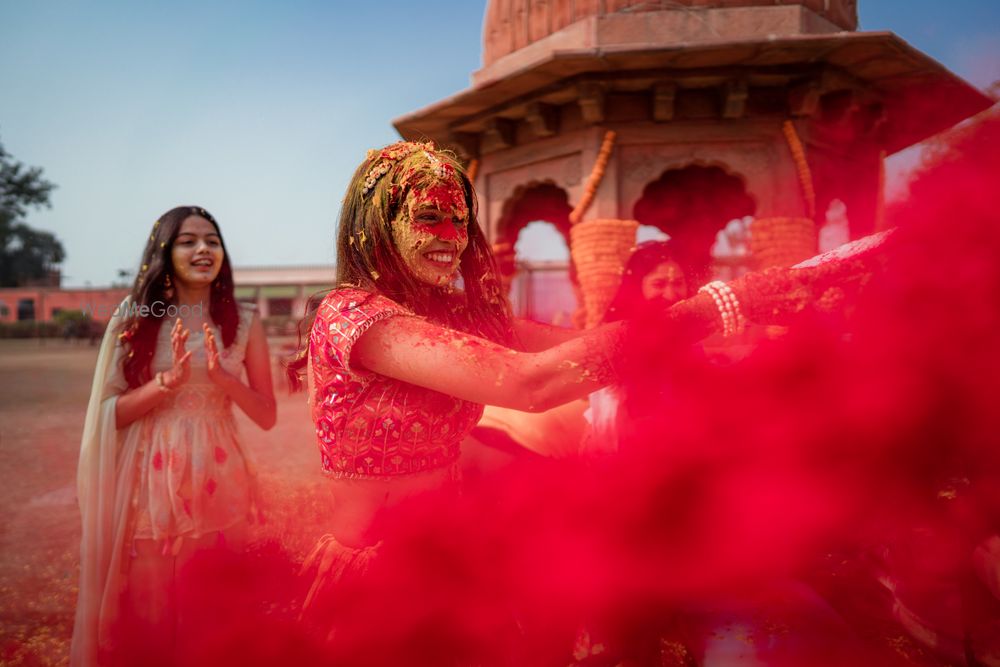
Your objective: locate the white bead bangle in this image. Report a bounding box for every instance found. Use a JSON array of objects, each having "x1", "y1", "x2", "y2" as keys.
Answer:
[
  {"x1": 714, "y1": 282, "x2": 746, "y2": 335},
  {"x1": 698, "y1": 281, "x2": 746, "y2": 337}
]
